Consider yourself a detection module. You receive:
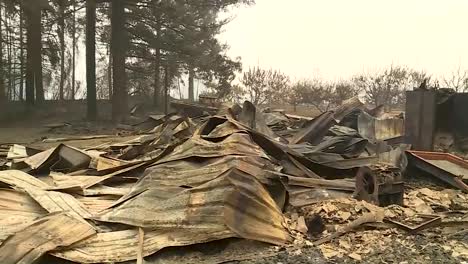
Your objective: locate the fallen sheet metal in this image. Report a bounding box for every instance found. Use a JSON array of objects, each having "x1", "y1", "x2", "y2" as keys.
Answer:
[
  {"x1": 333, "y1": 96, "x2": 365, "y2": 122},
  {"x1": 42, "y1": 135, "x2": 113, "y2": 143},
  {"x1": 25, "y1": 188, "x2": 93, "y2": 222},
  {"x1": 290, "y1": 111, "x2": 337, "y2": 145},
  {"x1": 237, "y1": 101, "x2": 279, "y2": 140},
  {"x1": 0, "y1": 170, "x2": 94, "y2": 225},
  {"x1": 407, "y1": 150, "x2": 468, "y2": 192},
  {"x1": 74, "y1": 195, "x2": 118, "y2": 215},
  {"x1": 7, "y1": 144, "x2": 42, "y2": 160},
  {"x1": 95, "y1": 168, "x2": 290, "y2": 246},
  {"x1": 137, "y1": 156, "x2": 273, "y2": 190},
  {"x1": 358, "y1": 111, "x2": 405, "y2": 141},
  {"x1": 284, "y1": 175, "x2": 355, "y2": 191},
  {"x1": 52, "y1": 228, "x2": 233, "y2": 263},
  {"x1": 0, "y1": 170, "x2": 49, "y2": 190},
  {"x1": 155, "y1": 133, "x2": 265, "y2": 164},
  {"x1": 55, "y1": 170, "x2": 289, "y2": 263},
  {"x1": 310, "y1": 136, "x2": 368, "y2": 159},
  {"x1": 0, "y1": 189, "x2": 47, "y2": 242},
  {"x1": 287, "y1": 187, "x2": 351, "y2": 207},
  {"x1": 11, "y1": 144, "x2": 91, "y2": 173},
  {"x1": 0, "y1": 212, "x2": 96, "y2": 264}
]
